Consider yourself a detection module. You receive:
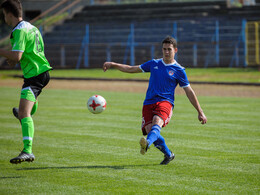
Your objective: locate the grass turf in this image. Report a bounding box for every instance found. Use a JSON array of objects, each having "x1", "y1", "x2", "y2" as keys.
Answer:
[
  {"x1": 0, "y1": 86, "x2": 259, "y2": 194},
  {"x1": 1, "y1": 67, "x2": 260, "y2": 83}
]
